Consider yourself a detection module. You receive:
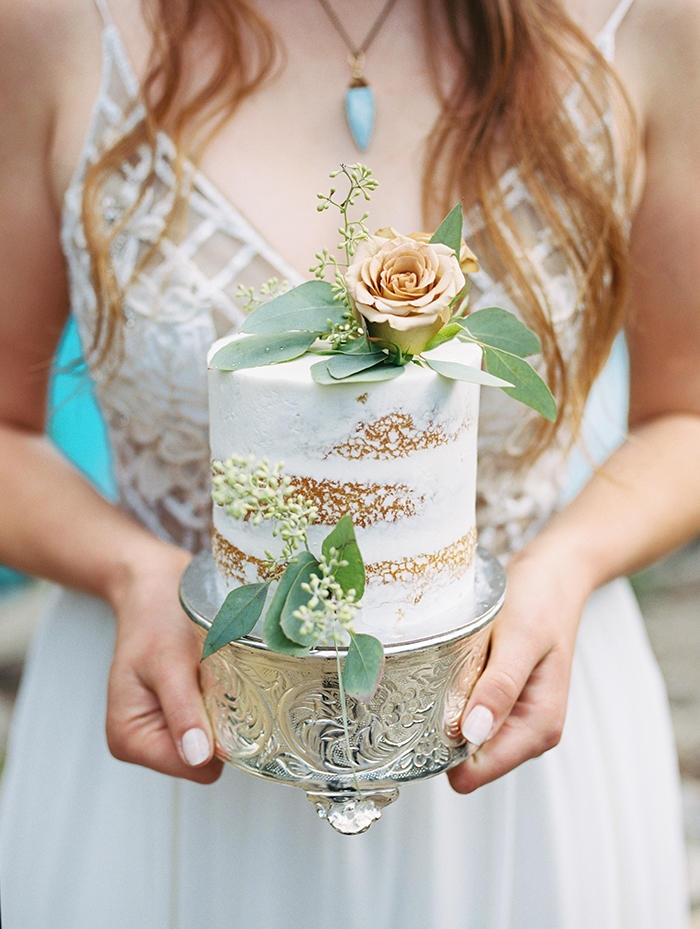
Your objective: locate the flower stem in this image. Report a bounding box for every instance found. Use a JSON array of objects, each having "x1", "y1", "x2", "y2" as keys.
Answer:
[{"x1": 334, "y1": 630, "x2": 363, "y2": 798}]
